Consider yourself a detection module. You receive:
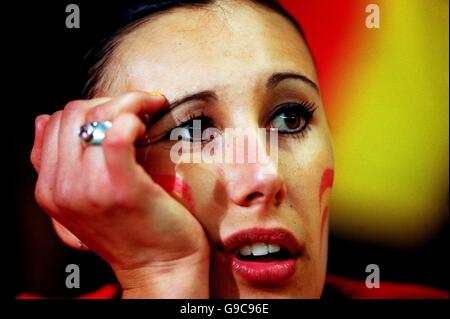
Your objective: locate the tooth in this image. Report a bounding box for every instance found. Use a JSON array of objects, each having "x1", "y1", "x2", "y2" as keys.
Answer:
[
  {"x1": 239, "y1": 245, "x2": 252, "y2": 256},
  {"x1": 251, "y1": 242, "x2": 268, "y2": 256},
  {"x1": 268, "y1": 244, "x2": 281, "y2": 253}
]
